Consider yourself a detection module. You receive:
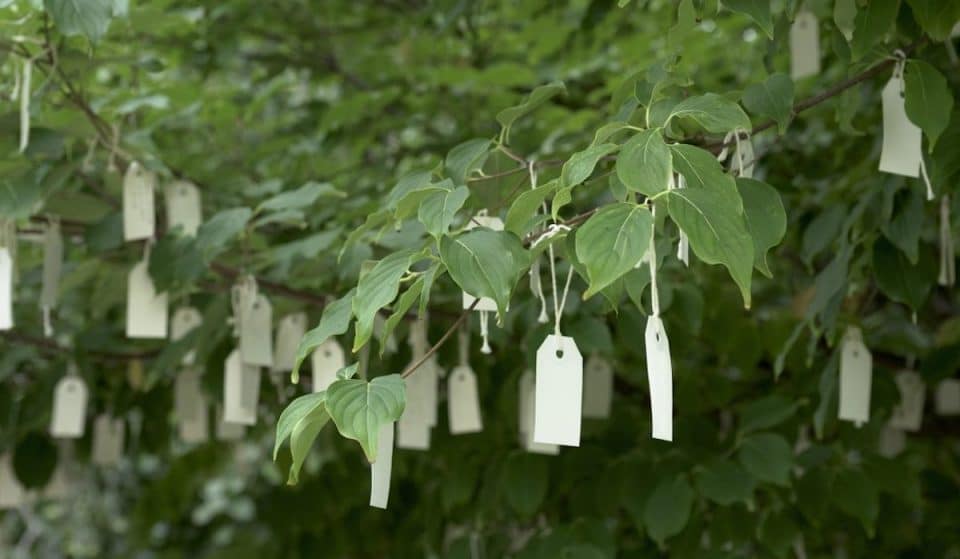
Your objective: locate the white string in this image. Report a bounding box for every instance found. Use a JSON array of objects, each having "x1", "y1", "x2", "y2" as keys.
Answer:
[
  {"x1": 527, "y1": 161, "x2": 574, "y2": 340},
  {"x1": 649, "y1": 208, "x2": 660, "y2": 317},
  {"x1": 19, "y1": 58, "x2": 31, "y2": 153},
  {"x1": 919, "y1": 156, "x2": 934, "y2": 201},
  {"x1": 458, "y1": 323, "x2": 470, "y2": 366},
  {"x1": 478, "y1": 311, "x2": 491, "y2": 354},
  {"x1": 669, "y1": 173, "x2": 690, "y2": 266}
]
